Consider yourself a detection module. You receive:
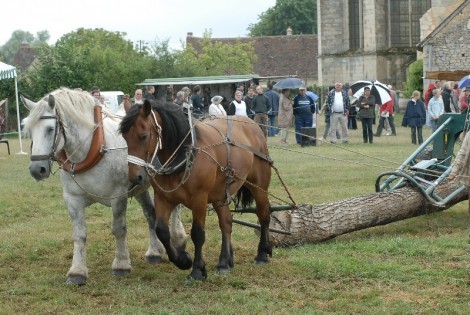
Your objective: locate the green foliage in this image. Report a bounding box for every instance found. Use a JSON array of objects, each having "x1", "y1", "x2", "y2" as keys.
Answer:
[
  {"x1": 248, "y1": 0, "x2": 317, "y2": 36},
  {"x1": 402, "y1": 59, "x2": 423, "y2": 98},
  {"x1": 147, "y1": 38, "x2": 179, "y2": 78},
  {"x1": 24, "y1": 28, "x2": 154, "y2": 98},
  {"x1": 0, "y1": 29, "x2": 50, "y2": 63},
  {"x1": 0, "y1": 126, "x2": 469, "y2": 314},
  {"x1": 174, "y1": 31, "x2": 257, "y2": 77}
]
